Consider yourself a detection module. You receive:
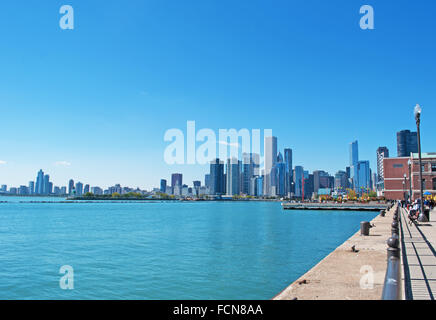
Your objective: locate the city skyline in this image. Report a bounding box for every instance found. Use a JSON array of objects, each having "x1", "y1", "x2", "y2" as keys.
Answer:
[{"x1": 1, "y1": 1, "x2": 436, "y2": 189}]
